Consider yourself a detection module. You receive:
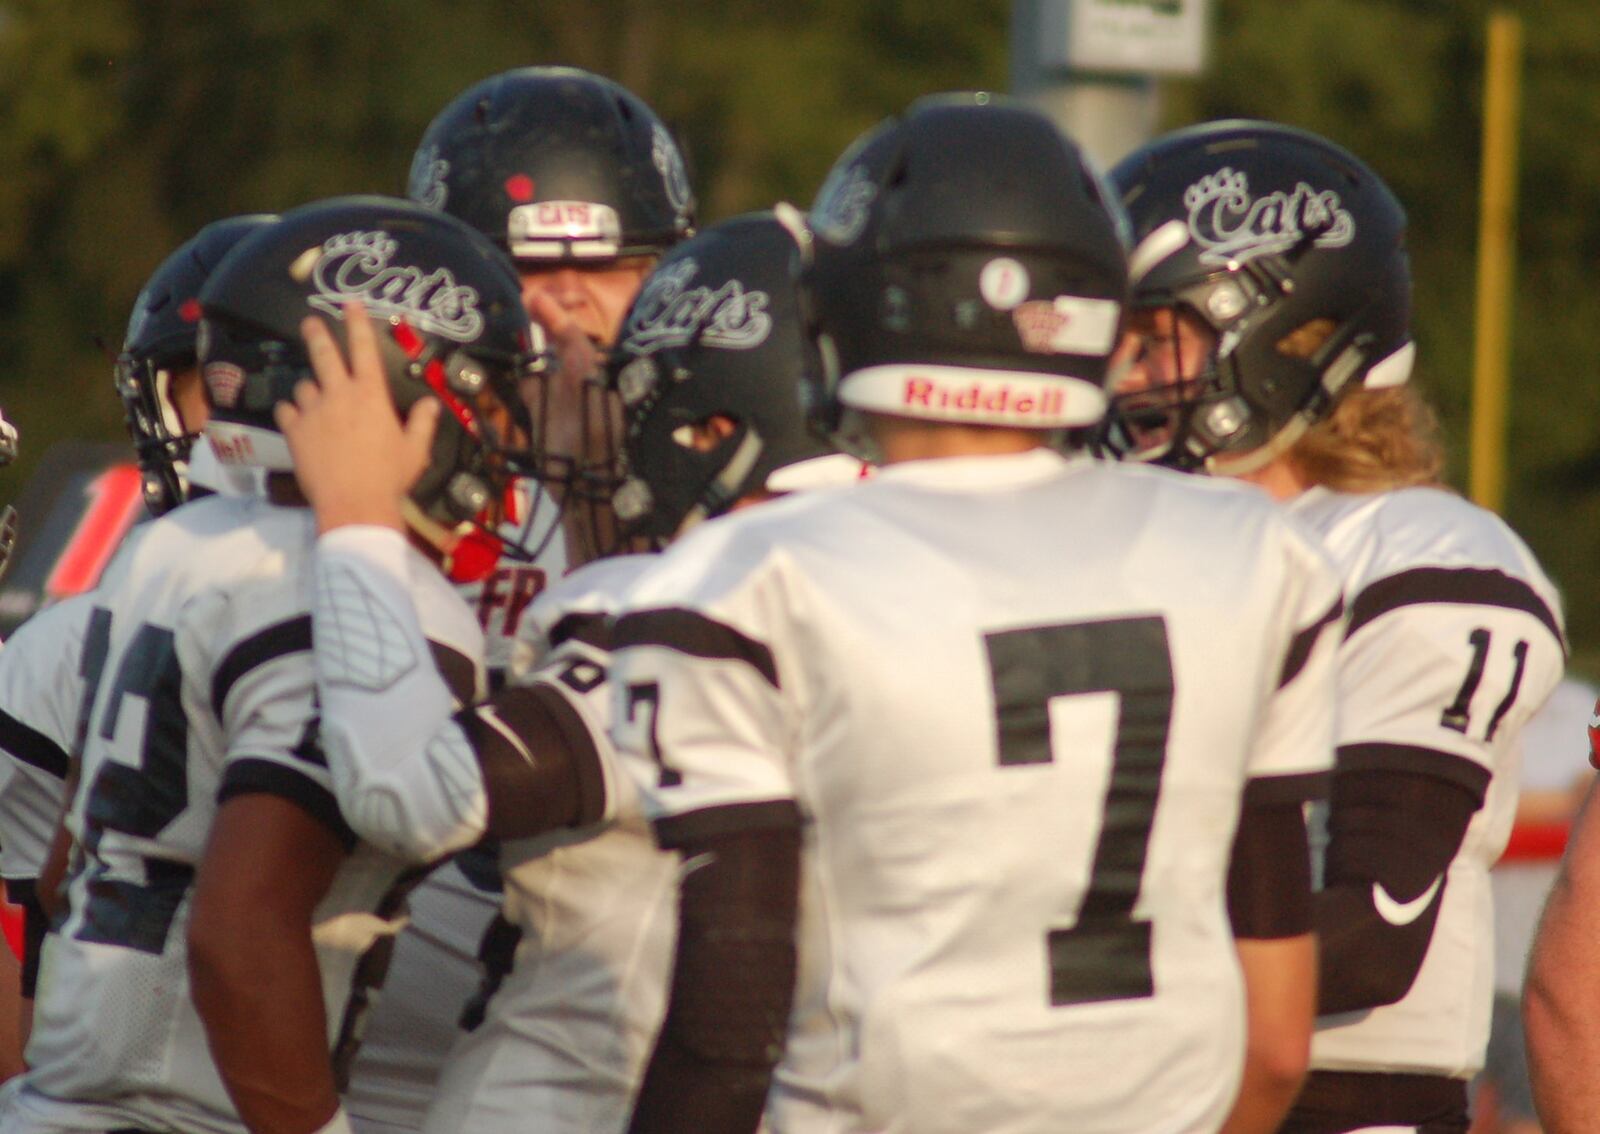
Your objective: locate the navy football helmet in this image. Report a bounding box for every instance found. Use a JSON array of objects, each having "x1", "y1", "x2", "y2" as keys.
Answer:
[
  {"x1": 408, "y1": 66, "x2": 694, "y2": 264},
  {"x1": 198, "y1": 195, "x2": 543, "y2": 580},
  {"x1": 117, "y1": 214, "x2": 279, "y2": 513},
  {"x1": 1104, "y1": 119, "x2": 1413, "y2": 474}
]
